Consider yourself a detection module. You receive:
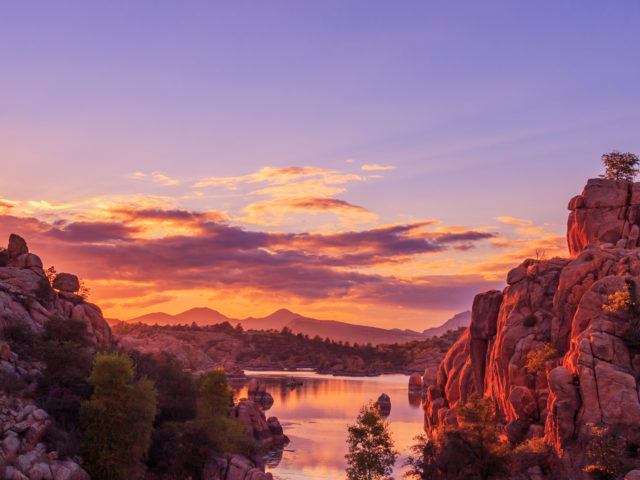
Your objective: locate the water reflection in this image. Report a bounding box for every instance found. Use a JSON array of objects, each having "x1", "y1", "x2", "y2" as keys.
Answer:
[{"x1": 233, "y1": 371, "x2": 424, "y2": 480}]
